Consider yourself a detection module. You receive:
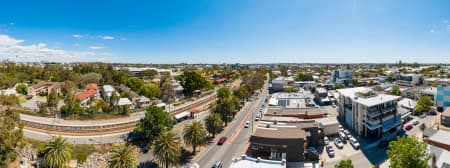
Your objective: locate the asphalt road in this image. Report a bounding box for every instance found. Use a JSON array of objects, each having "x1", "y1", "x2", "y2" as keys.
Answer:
[{"x1": 194, "y1": 81, "x2": 269, "y2": 168}]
